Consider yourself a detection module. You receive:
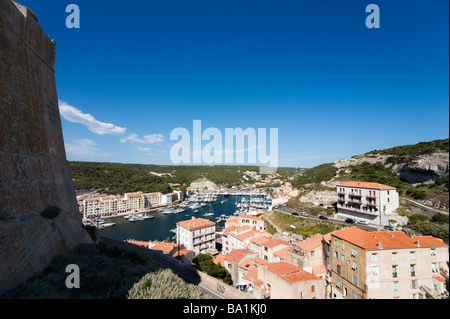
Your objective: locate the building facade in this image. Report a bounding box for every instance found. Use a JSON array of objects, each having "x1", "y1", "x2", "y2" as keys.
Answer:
[
  {"x1": 336, "y1": 181, "x2": 399, "y2": 226},
  {"x1": 176, "y1": 217, "x2": 216, "y2": 255},
  {"x1": 329, "y1": 227, "x2": 449, "y2": 299}
]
